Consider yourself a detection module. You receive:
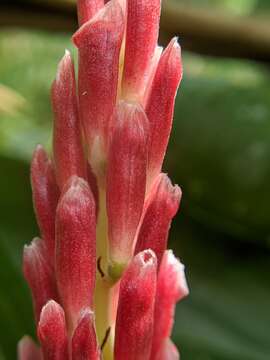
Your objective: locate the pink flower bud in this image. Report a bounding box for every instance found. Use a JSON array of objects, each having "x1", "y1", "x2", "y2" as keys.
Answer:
[
  {"x1": 146, "y1": 38, "x2": 182, "y2": 183},
  {"x1": 55, "y1": 177, "x2": 96, "y2": 330},
  {"x1": 38, "y1": 300, "x2": 68, "y2": 360},
  {"x1": 135, "y1": 174, "x2": 181, "y2": 266},
  {"x1": 18, "y1": 336, "x2": 42, "y2": 360},
  {"x1": 107, "y1": 102, "x2": 148, "y2": 269},
  {"x1": 31, "y1": 145, "x2": 59, "y2": 260},
  {"x1": 77, "y1": 0, "x2": 104, "y2": 26},
  {"x1": 72, "y1": 309, "x2": 101, "y2": 360},
  {"x1": 73, "y1": 0, "x2": 124, "y2": 154},
  {"x1": 51, "y1": 50, "x2": 87, "y2": 190},
  {"x1": 151, "y1": 250, "x2": 189, "y2": 358},
  {"x1": 122, "y1": 0, "x2": 161, "y2": 101},
  {"x1": 114, "y1": 250, "x2": 157, "y2": 360},
  {"x1": 155, "y1": 339, "x2": 179, "y2": 360},
  {"x1": 23, "y1": 238, "x2": 58, "y2": 321}
]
